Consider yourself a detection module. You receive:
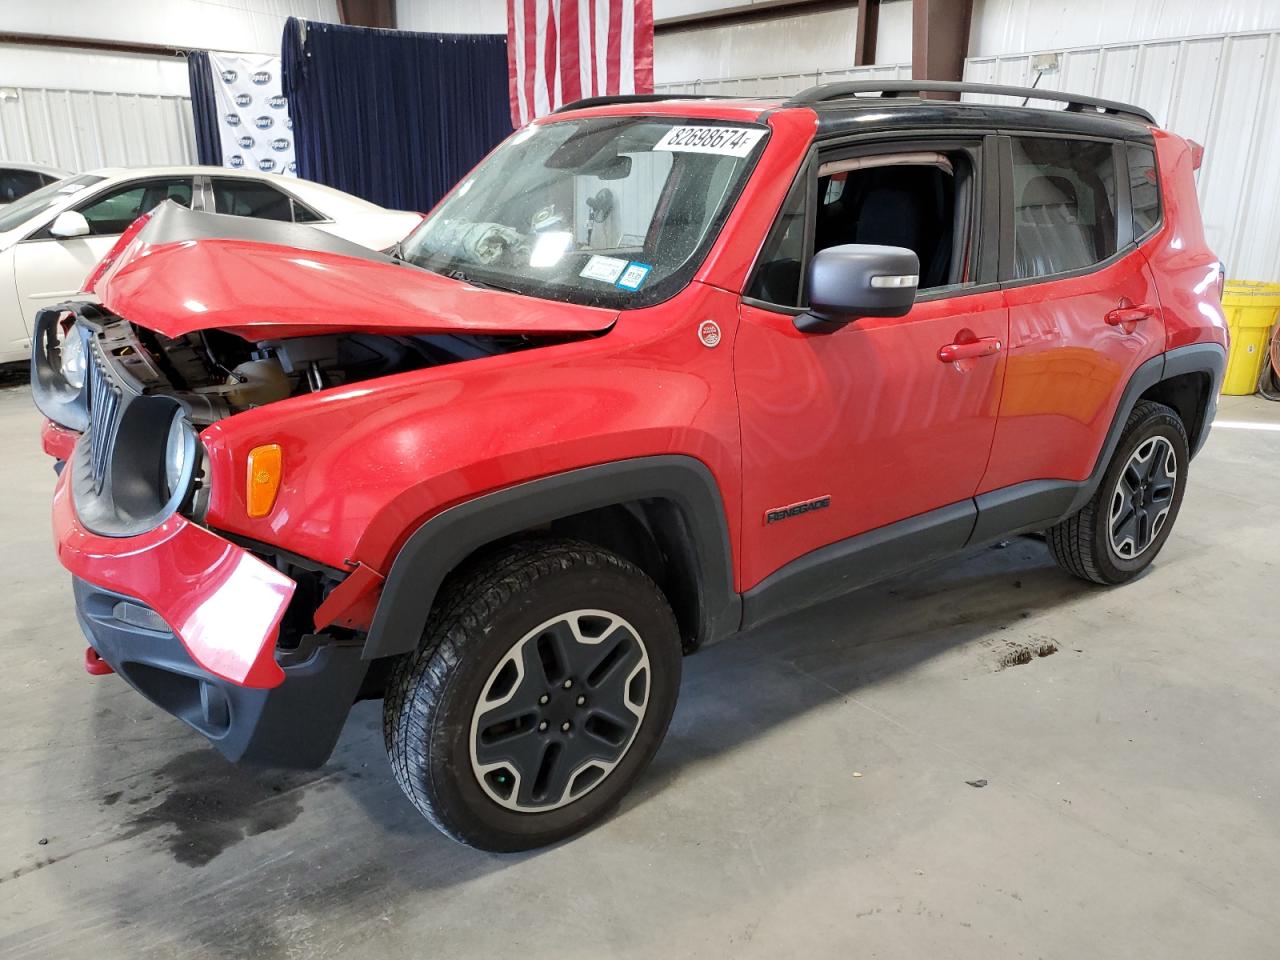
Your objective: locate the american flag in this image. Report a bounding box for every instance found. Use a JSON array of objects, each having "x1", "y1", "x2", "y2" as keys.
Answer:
[{"x1": 506, "y1": 0, "x2": 654, "y2": 128}]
